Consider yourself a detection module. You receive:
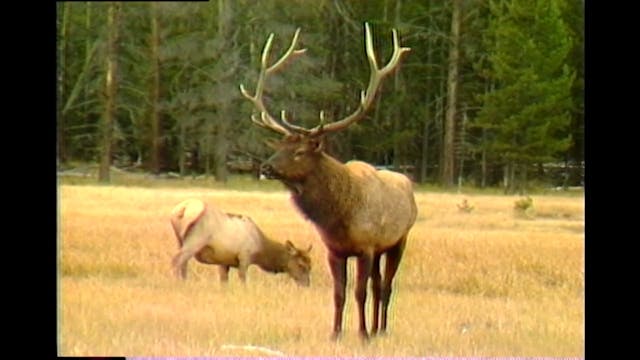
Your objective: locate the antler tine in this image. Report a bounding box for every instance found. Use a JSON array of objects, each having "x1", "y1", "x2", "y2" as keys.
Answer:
[
  {"x1": 240, "y1": 28, "x2": 307, "y2": 136},
  {"x1": 280, "y1": 110, "x2": 313, "y2": 135},
  {"x1": 250, "y1": 113, "x2": 275, "y2": 131},
  {"x1": 266, "y1": 28, "x2": 307, "y2": 74},
  {"x1": 241, "y1": 24, "x2": 408, "y2": 138},
  {"x1": 310, "y1": 22, "x2": 411, "y2": 136}
]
